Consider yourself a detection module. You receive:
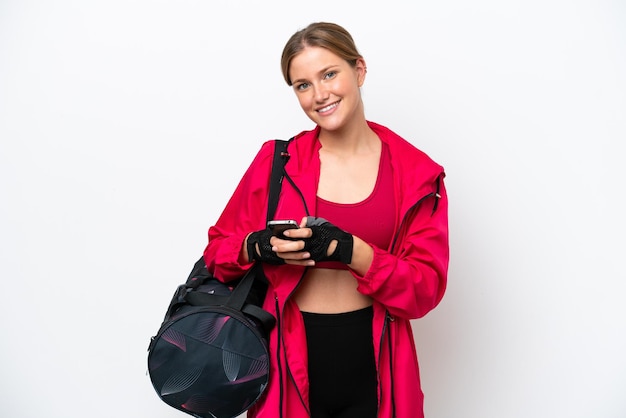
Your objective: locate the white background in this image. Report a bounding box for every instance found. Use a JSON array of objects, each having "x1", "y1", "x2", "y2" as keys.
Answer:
[{"x1": 1, "y1": 1, "x2": 625, "y2": 417}]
